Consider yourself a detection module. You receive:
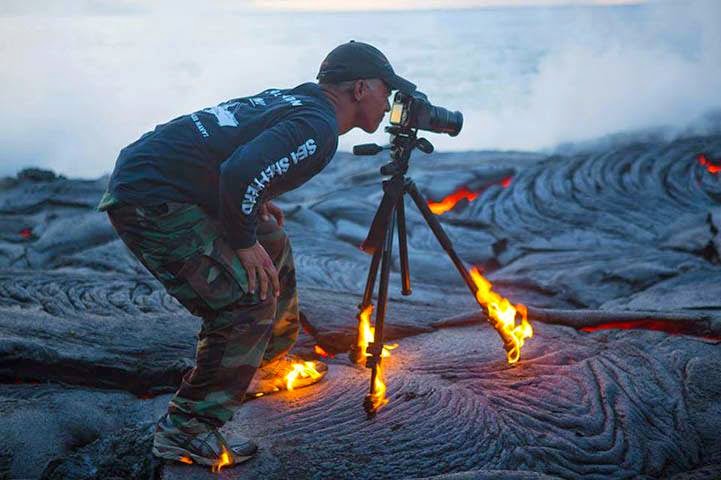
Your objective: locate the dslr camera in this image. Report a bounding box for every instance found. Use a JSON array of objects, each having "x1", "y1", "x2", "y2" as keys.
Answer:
[{"x1": 388, "y1": 91, "x2": 463, "y2": 137}]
